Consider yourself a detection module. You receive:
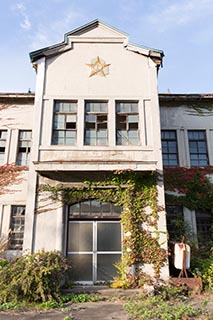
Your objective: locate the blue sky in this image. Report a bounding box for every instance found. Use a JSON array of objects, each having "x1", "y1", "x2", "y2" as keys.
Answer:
[{"x1": 1, "y1": 0, "x2": 213, "y2": 93}]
